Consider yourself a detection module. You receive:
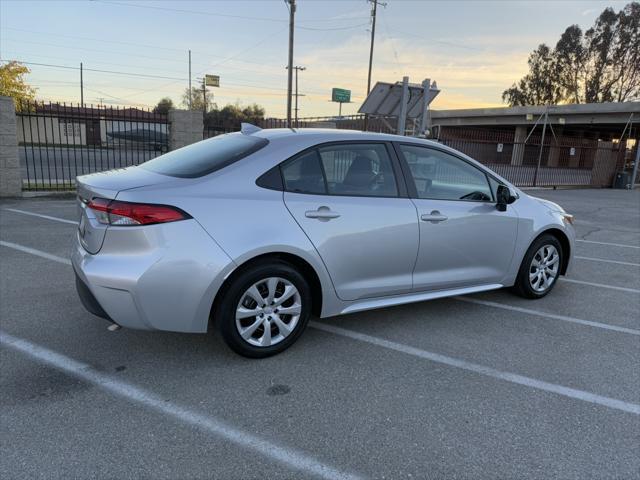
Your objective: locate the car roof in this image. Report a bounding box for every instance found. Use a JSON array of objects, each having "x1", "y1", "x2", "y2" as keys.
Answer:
[{"x1": 252, "y1": 127, "x2": 437, "y2": 146}]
